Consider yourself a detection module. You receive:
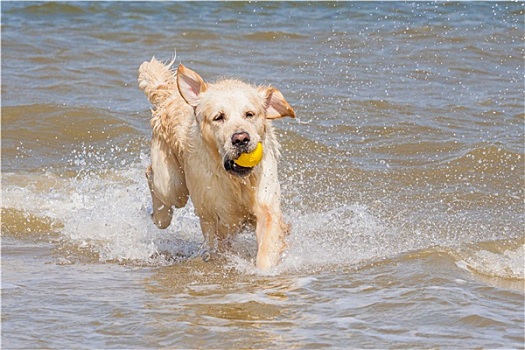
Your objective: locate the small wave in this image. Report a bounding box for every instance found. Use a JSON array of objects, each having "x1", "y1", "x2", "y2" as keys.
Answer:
[
  {"x1": 453, "y1": 146, "x2": 523, "y2": 174},
  {"x1": 243, "y1": 31, "x2": 308, "y2": 41},
  {"x1": 1, "y1": 207, "x2": 63, "y2": 241},
  {"x1": 179, "y1": 30, "x2": 222, "y2": 41},
  {"x1": 452, "y1": 239, "x2": 525, "y2": 280},
  {"x1": 10, "y1": 2, "x2": 89, "y2": 16},
  {"x1": 2, "y1": 104, "x2": 147, "y2": 172}
]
